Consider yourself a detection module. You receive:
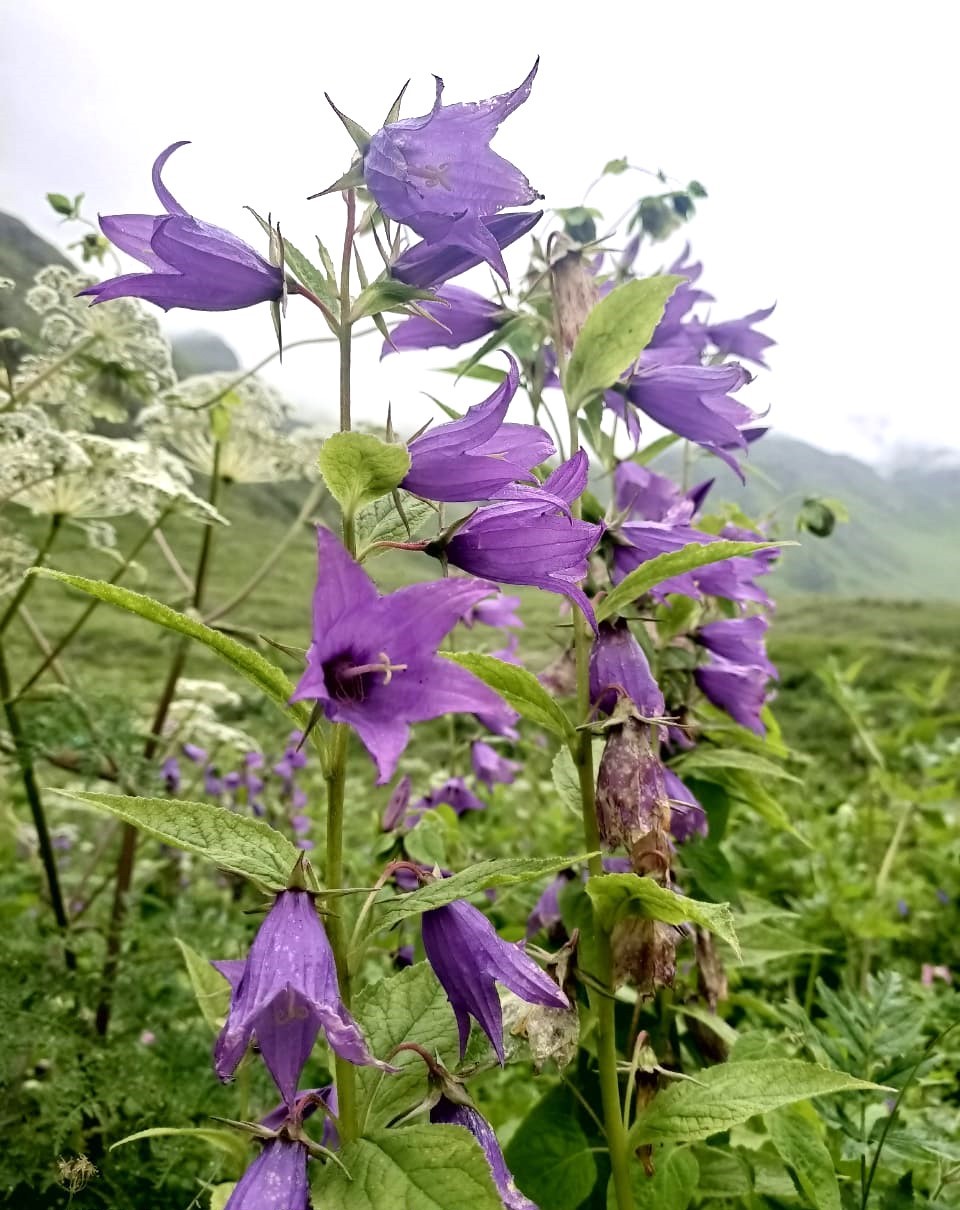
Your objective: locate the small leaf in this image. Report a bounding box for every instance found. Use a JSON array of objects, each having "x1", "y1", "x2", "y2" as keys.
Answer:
[
  {"x1": 55, "y1": 791, "x2": 310, "y2": 892},
  {"x1": 324, "y1": 92, "x2": 371, "y2": 153},
  {"x1": 34, "y1": 570, "x2": 311, "y2": 732},
  {"x1": 46, "y1": 191, "x2": 75, "y2": 217},
  {"x1": 597, "y1": 540, "x2": 785, "y2": 622},
  {"x1": 351, "y1": 279, "x2": 438, "y2": 321},
  {"x1": 174, "y1": 938, "x2": 231, "y2": 1031},
  {"x1": 629, "y1": 1059, "x2": 884, "y2": 1147},
  {"x1": 551, "y1": 747, "x2": 581, "y2": 814},
  {"x1": 505, "y1": 1086, "x2": 597, "y2": 1210},
  {"x1": 318, "y1": 433, "x2": 411, "y2": 518},
  {"x1": 312, "y1": 1126, "x2": 502, "y2": 1209},
  {"x1": 356, "y1": 490, "x2": 436, "y2": 557},
  {"x1": 766, "y1": 1103, "x2": 842, "y2": 1210},
  {"x1": 603, "y1": 157, "x2": 630, "y2": 176},
  {"x1": 354, "y1": 963, "x2": 459, "y2": 1131},
  {"x1": 110, "y1": 1127, "x2": 249, "y2": 1168},
  {"x1": 565, "y1": 276, "x2": 684, "y2": 410},
  {"x1": 585, "y1": 873, "x2": 740, "y2": 956},
  {"x1": 282, "y1": 233, "x2": 339, "y2": 310},
  {"x1": 442, "y1": 652, "x2": 575, "y2": 740},
  {"x1": 375, "y1": 855, "x2": 594, "y2": 932}
]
